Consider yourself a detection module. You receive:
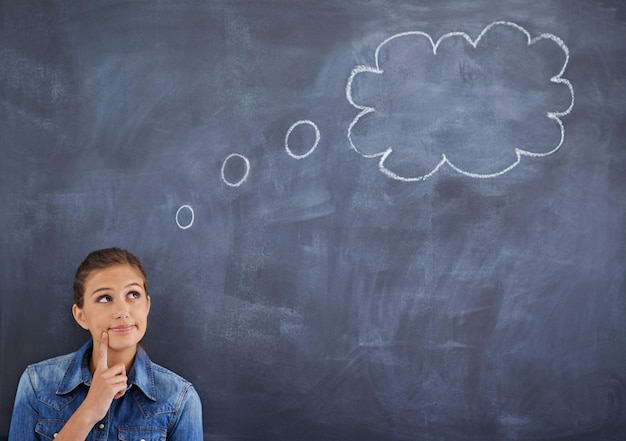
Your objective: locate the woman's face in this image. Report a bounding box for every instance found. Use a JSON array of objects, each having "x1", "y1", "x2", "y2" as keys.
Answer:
[{"x1": 72, "y1": 264, "x2": 150, "y2": 353}]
